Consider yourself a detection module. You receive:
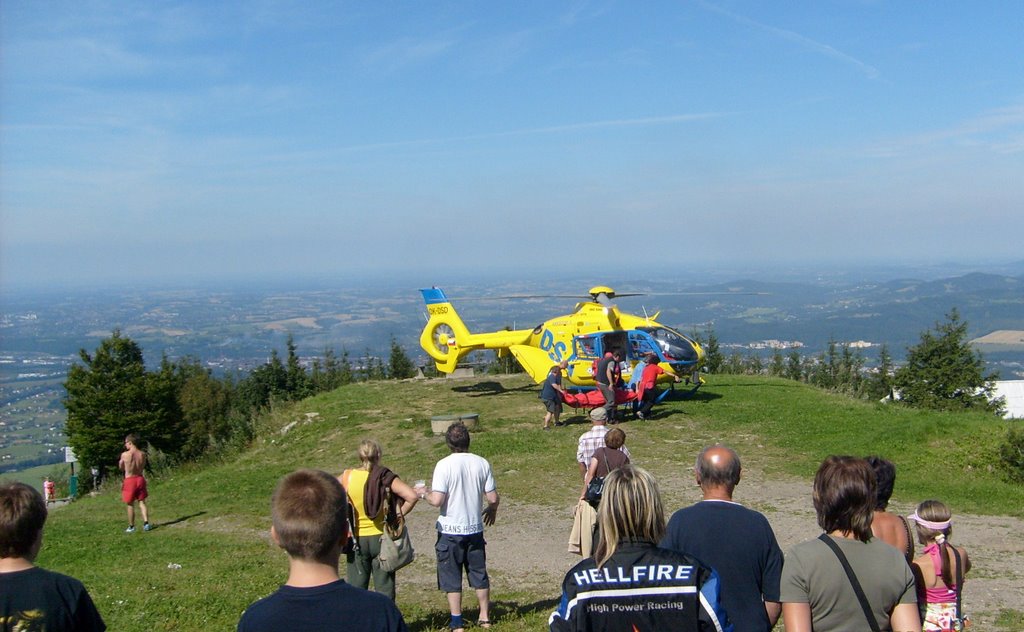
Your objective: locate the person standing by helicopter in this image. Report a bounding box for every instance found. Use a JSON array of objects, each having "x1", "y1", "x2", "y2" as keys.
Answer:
[
  {"x1": 637, "y1": 353, "x2": 682, "y2": 420},
  {"x1": 540, "y1": 361, "x2": 568, "y2": 430},
  {"x1": 595, "y1": 350, "x2": 622, "y2": 423}
]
